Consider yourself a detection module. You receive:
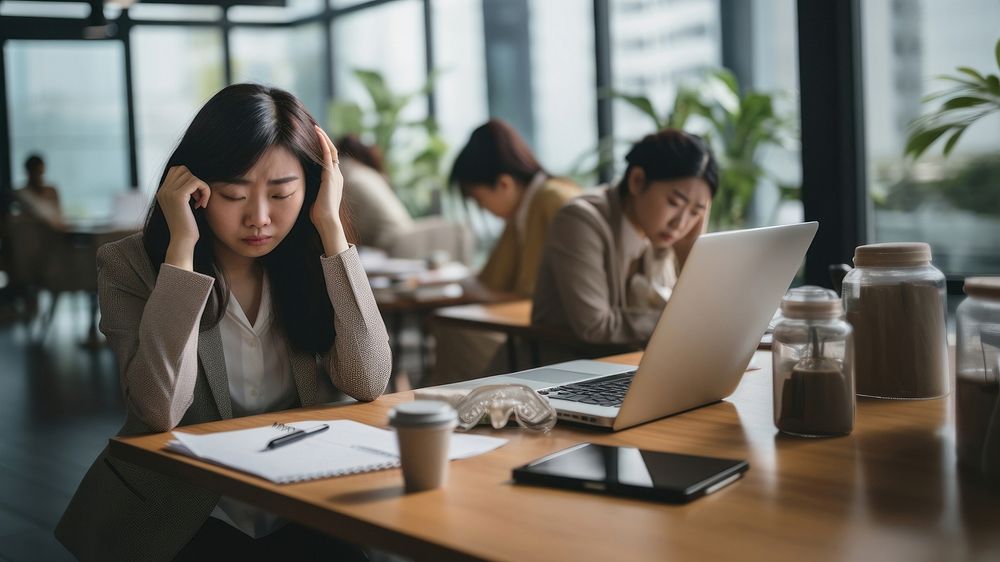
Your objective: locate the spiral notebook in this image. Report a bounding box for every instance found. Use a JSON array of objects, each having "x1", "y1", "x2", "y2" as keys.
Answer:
[{"x1": 166, "y1": 419, "x2": 507, "y2": 484}]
